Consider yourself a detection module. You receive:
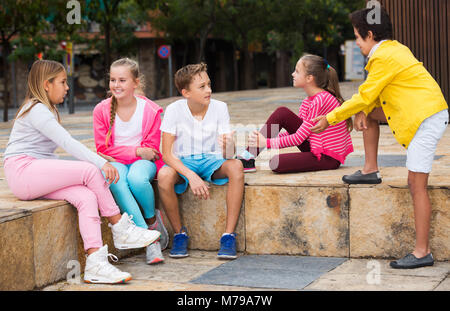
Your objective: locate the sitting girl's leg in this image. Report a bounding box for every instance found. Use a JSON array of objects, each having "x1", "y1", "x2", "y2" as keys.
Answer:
[
  {"x1": 248, "y1": 106, "x2": 309, "y2": 156},
  {"x1": 109, "y1": 162, "x2": 148, "y2": 229},
  {"x1": 44, "y1": 185, "x2": 105, "y2": 253},
  {"x1": 4, "y1": 156, "x2": 121, "y2": 254},
  {"x1": 270, "y1": 152, "x2": 340, "y2": 174},
  {"x1": 127, "y1": 160, "x2": 157, "y2": 223},
  {"x1": 5, "y1": 157, "x2": 119, "y2": 215}
]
